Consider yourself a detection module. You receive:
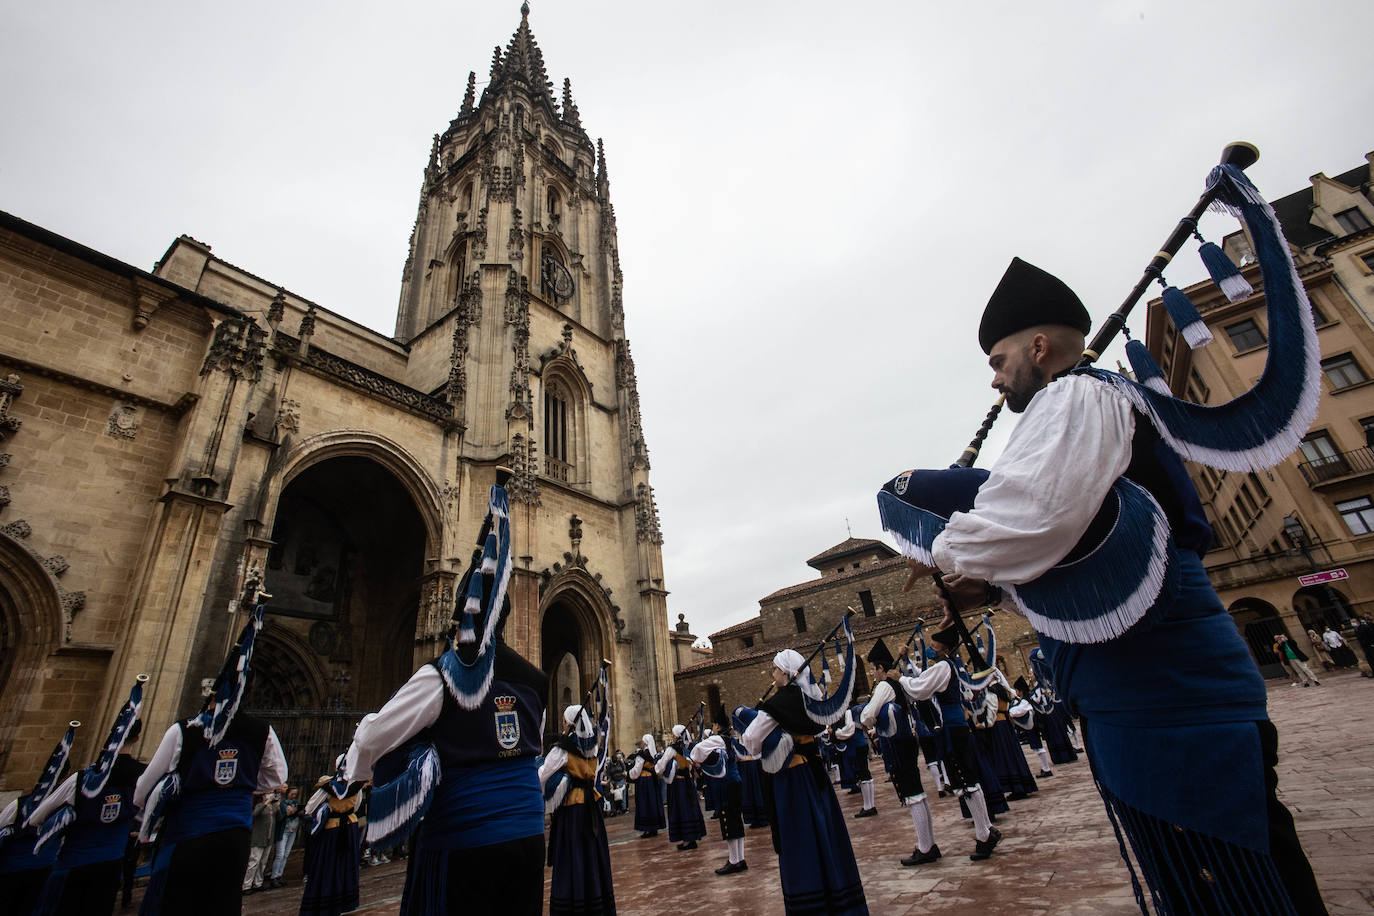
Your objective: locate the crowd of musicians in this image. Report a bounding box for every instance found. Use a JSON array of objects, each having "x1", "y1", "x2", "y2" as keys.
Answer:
[{"x1": 0, "y1": 157, "x2": 1337, "y2": 915}]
